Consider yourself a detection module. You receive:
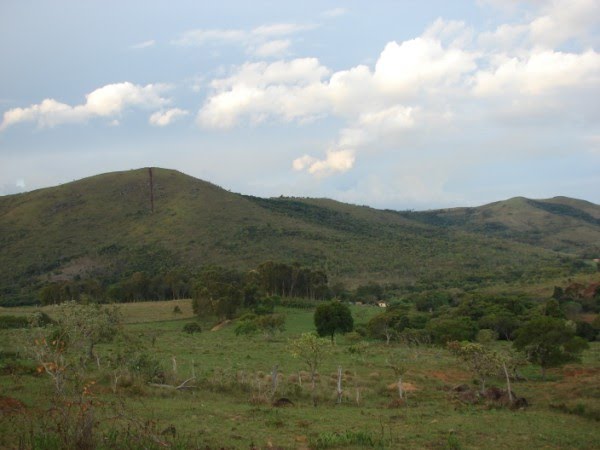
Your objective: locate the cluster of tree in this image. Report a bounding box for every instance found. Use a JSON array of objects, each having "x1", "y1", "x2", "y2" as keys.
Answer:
[
  {"x1": 234, "y1": 313, "x2": 286, "y2": 340},
  {"x1": 38, "y1": 261, "x2": 334, "y2": 306},
  {"x1": 191, "y1": 262, "x2": 334, "y2": 320},
  {"x1": 552, "y1": 281, "x2": 600, "y2": 313},
  {"x1": 252, "y1": 262, "x2": 330, "y2": 299},
  {"x1": 39, "y1": 270, "x2": 193, "y2": 305},
  {"x1": 366, "y1": 290, "x2": 599, "y2": 346}
]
